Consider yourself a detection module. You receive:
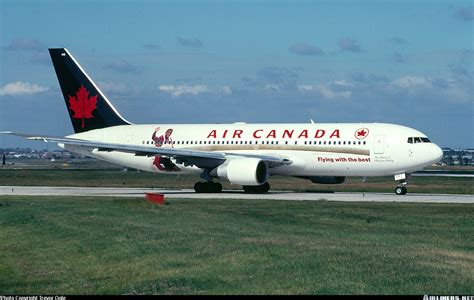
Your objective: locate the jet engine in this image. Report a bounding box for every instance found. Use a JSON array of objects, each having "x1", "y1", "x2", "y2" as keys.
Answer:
[
  {"x1": 307, "y1": 176, "x2": 346, "y2": 184},
  {"x1": 214, "y1": 158, "x2": 268, "y2": 186}
]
